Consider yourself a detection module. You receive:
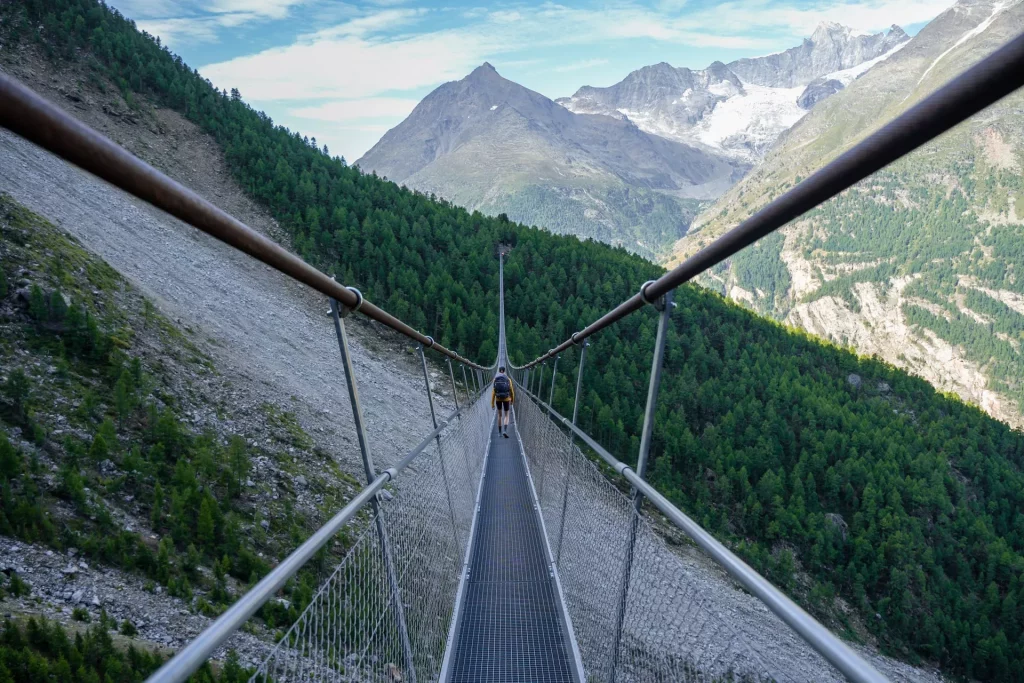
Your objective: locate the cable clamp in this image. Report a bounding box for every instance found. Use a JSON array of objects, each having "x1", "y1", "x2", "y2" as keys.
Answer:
[
  {"x1": 570, "y1": 332, "x2": 582, "y2": 345},
  {"x1": 346, "y1": 287, "x2": 363, "y2": 313},
  {"x1": 424, "y1": 336, "x2": 435, "y2": 349},
  {"x1": 639, "y1": 280, "x2": 658, "y2": 306},
  {"x1": 336, "y1": 287, "x2": 363, "y2": 318}
]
